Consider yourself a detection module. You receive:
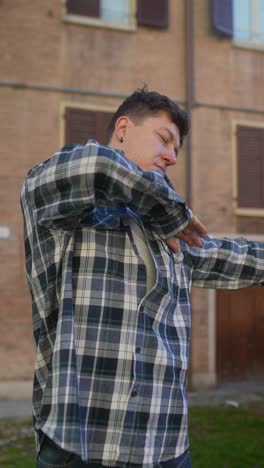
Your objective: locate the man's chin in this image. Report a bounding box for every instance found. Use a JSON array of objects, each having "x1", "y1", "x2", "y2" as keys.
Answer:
[{"x1": 153, "y1": 166, "x2": 166, "y2": 174}]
